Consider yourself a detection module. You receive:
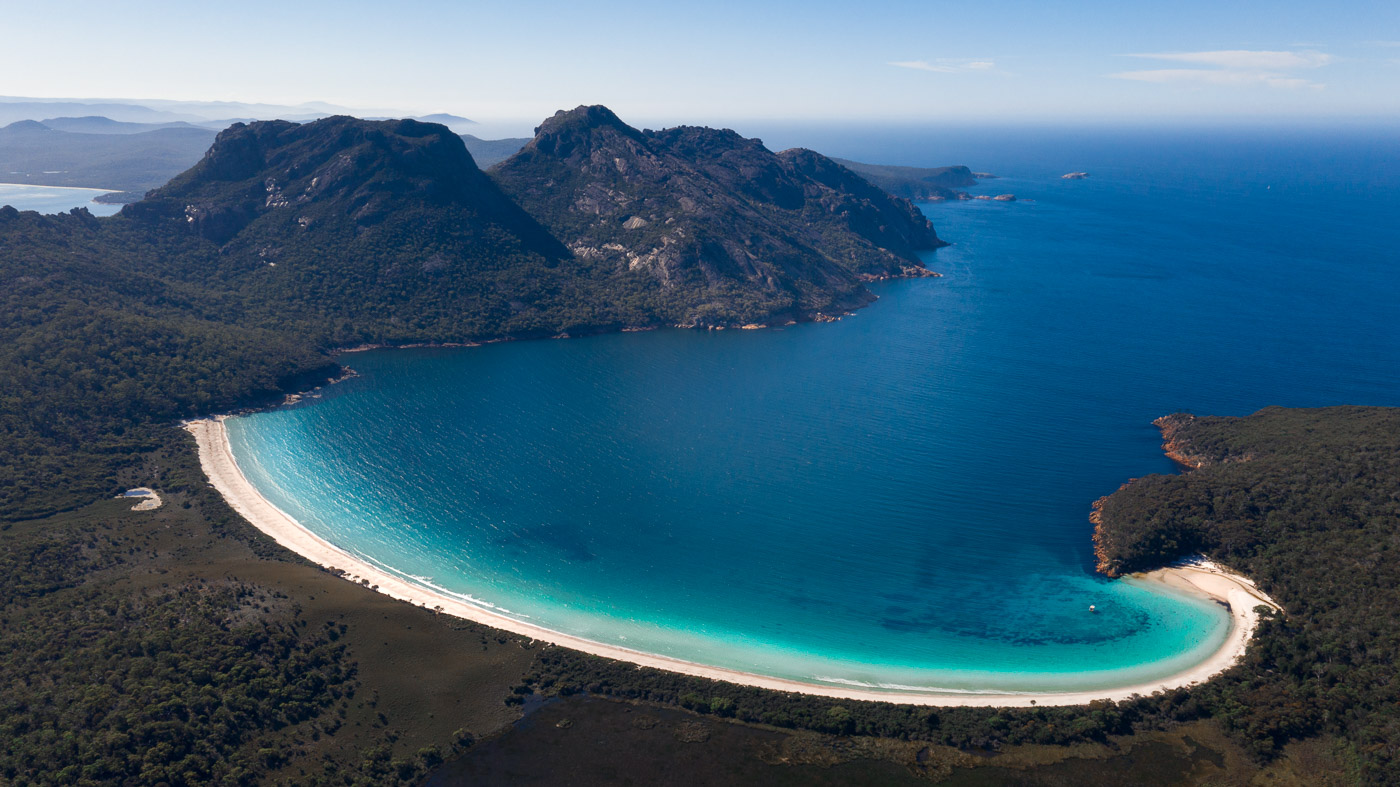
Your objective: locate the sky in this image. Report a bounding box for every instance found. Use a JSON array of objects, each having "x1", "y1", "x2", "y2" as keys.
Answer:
[{"x1": 2, "y1": 0, "x2": 1398, "y2": 130}]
